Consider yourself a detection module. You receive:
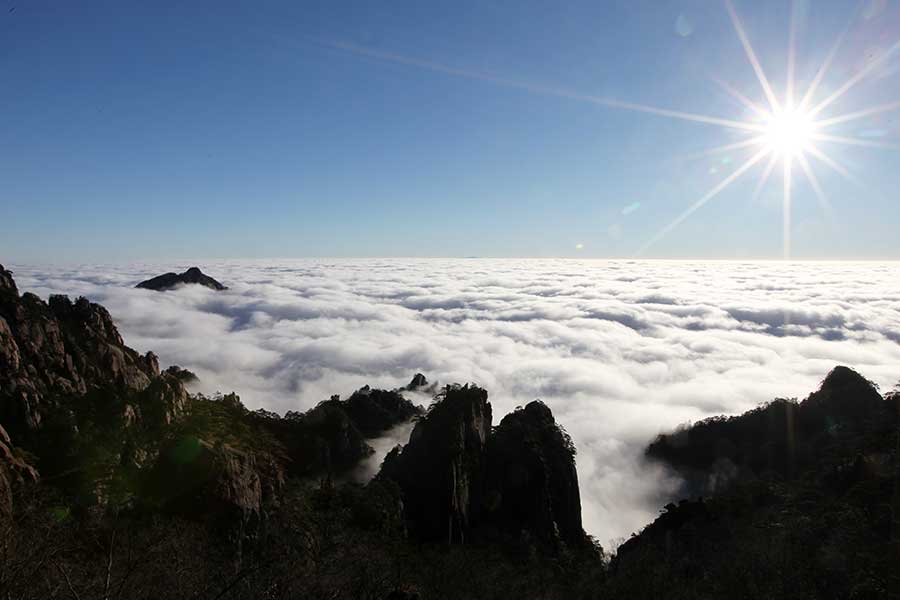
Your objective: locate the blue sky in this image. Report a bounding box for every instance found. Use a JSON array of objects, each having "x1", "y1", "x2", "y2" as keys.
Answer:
[{"x1": 2, "y1": 0, "x2": 899, "y2": 261}]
